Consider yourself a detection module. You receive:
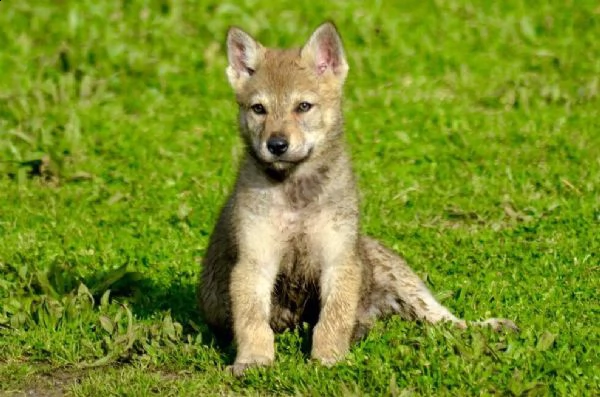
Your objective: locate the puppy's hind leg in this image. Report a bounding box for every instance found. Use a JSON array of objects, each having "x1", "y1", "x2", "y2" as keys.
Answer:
[{"x1": 357, "y1": 236, "x2": 518, "y2": 332}]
